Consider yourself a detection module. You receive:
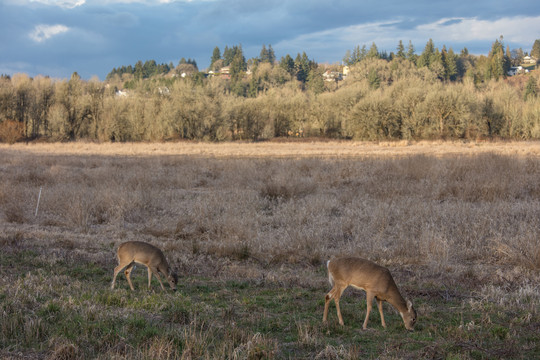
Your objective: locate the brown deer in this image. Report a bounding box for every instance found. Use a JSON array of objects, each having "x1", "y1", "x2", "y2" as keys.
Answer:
[
  {"x1": 323, "y1": 257, "x2": 416, "y2": 331},
  {"x1": 111, "y1": 241, "x2": 178, "y2": 291}
]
